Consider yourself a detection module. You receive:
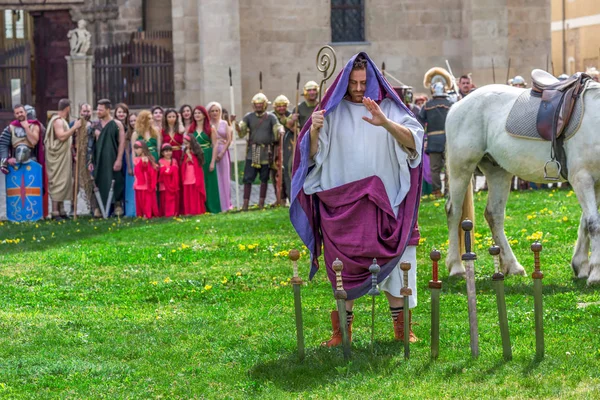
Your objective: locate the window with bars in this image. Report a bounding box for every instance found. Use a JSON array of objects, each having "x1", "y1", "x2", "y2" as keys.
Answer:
[
  {"x1": 331, "y1": 0, "x2": 365, "y2": 43},
  {"x1": 4, "y1": 10, "x2": 25, "y2": 39}
]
